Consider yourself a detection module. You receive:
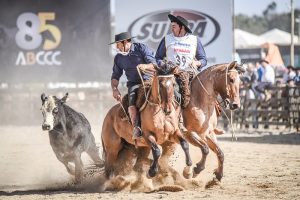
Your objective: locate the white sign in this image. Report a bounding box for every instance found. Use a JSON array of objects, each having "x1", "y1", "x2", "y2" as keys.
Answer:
[{"x1": 114, "y1": 0, "x2": 234, "y2": 66}]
